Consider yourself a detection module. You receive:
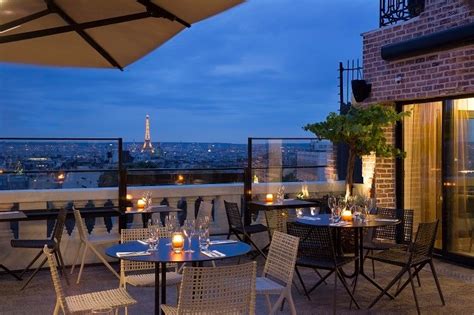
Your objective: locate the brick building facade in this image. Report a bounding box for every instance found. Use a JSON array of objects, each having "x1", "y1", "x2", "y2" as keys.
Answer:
[{"x1": 361, "y1": 0, "x2": 474, "y2": 209}]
